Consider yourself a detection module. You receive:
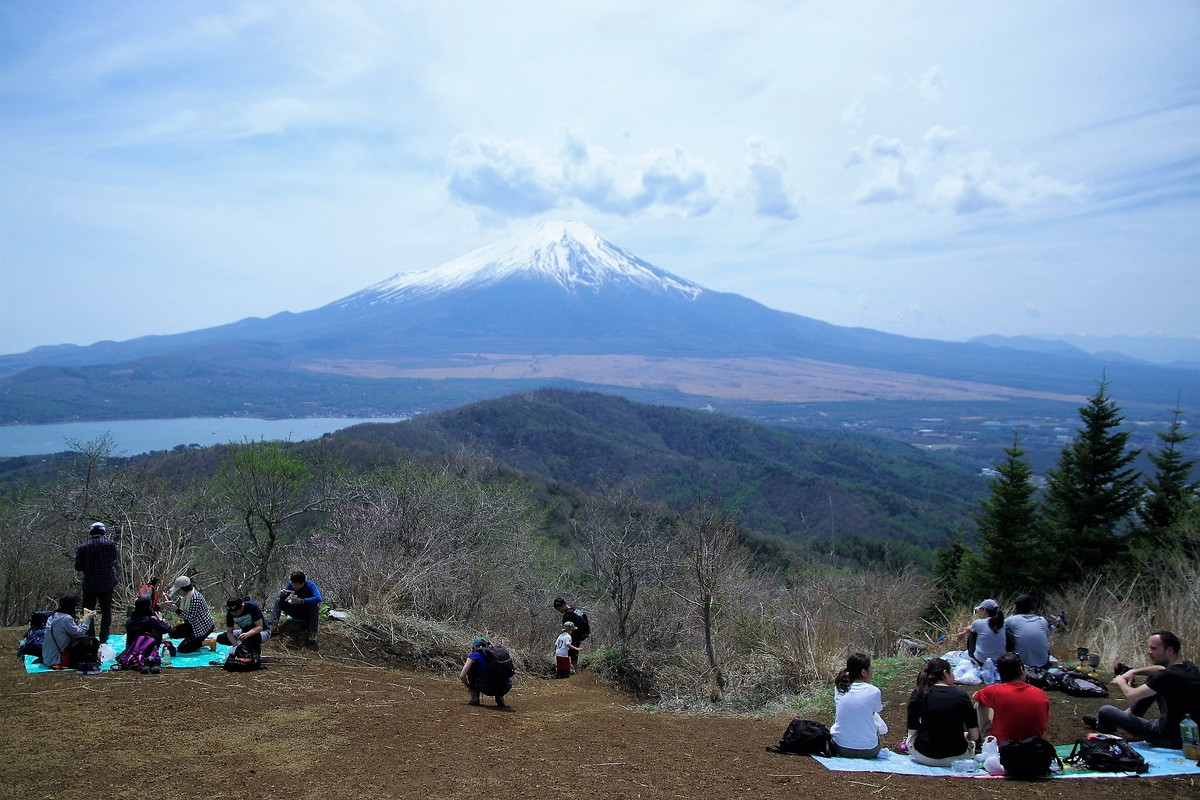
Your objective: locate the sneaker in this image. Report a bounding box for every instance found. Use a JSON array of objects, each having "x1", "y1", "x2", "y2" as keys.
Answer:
[
  {"x1": 467, "y1": 699, "x2": 481, "y2": 706},
  {"x1": 496, "y1": 697, "x2": 506, "y2": 708},
  {"x1": 1082, "y1": 714, "x2": 1100, "y2": 731},
  {"x1": 304, "y1": 638, "x2": 318, "y2": 649},
  {"x1": 150, "y1": 665, "x2": 161, "y2": 674}
]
